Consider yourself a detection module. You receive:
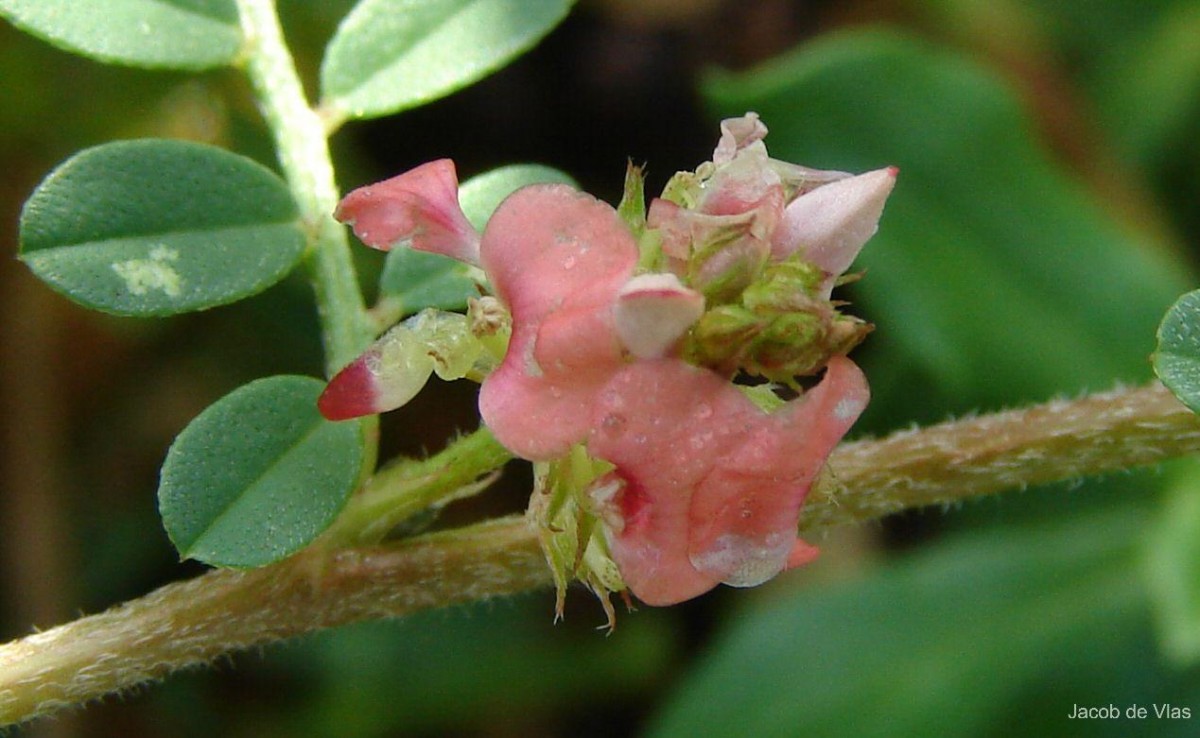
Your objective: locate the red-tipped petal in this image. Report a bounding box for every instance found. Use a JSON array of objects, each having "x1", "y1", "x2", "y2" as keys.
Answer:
[{"x1": 317, "y1": 326, "x2": 434, "y2": 421}]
